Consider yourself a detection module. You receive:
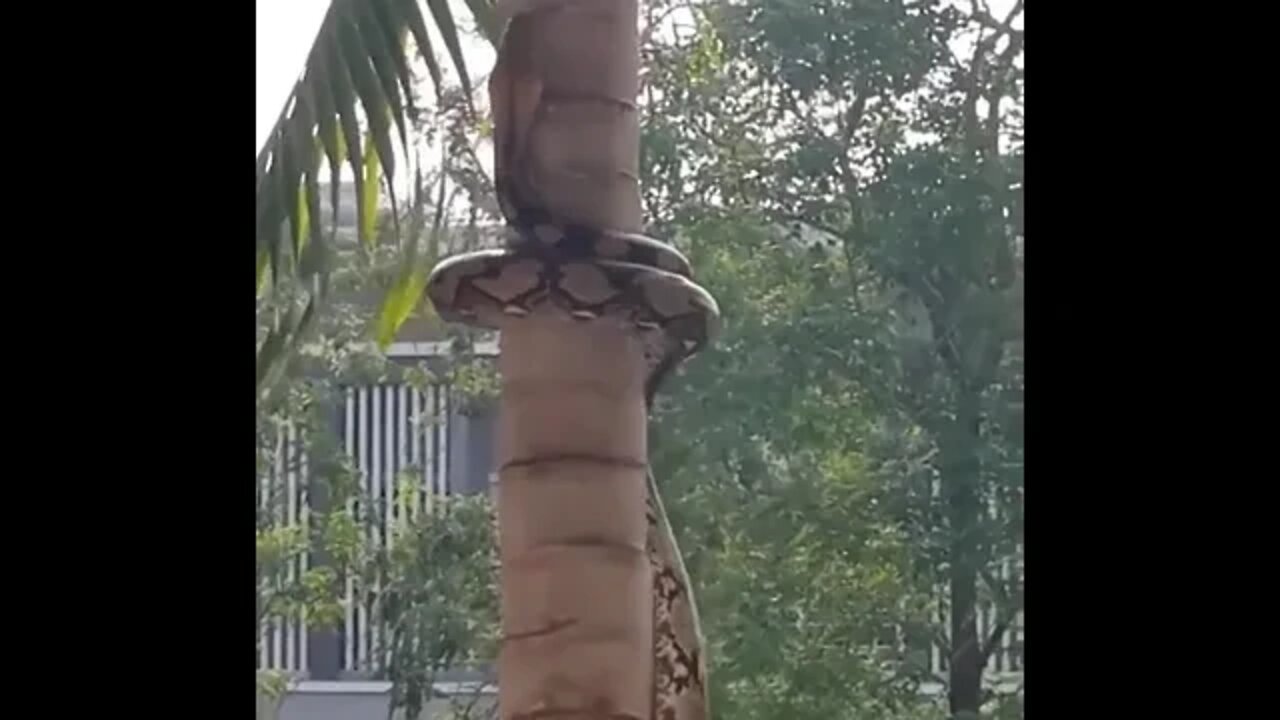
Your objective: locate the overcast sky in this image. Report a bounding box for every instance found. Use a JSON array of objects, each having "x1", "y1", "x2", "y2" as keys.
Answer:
[
  {"x1": 256, "y1": 0, "x2": 493, "y2": 153},
  {"x1": 255, "y1": 0, "x2": 1021, "y2": 172}
]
